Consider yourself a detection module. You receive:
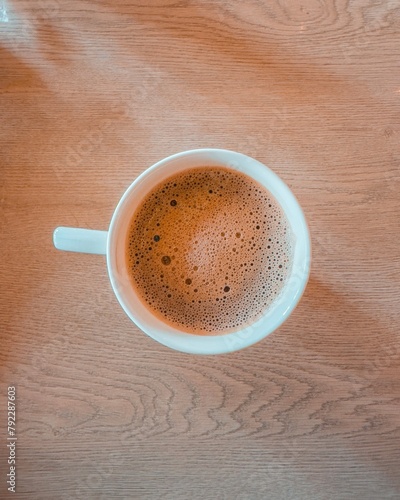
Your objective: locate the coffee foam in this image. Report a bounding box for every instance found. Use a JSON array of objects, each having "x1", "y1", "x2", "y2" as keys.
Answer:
[{"x1": 126, "y1": 167, "x2": 293, "y2": 335}]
